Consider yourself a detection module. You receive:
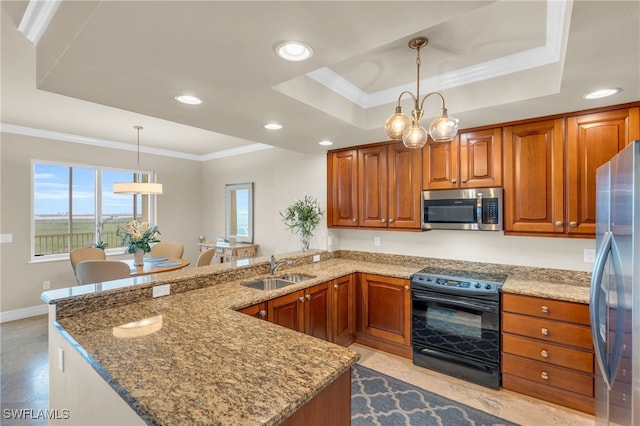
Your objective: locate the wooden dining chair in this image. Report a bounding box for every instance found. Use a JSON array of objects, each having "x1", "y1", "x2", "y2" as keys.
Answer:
[
  {"x1": 70, "y1": 247, "x2": 106, "y2": 283},
  {"x1": 75, "y1": 260, "x2": 131, "y2": 285},
  {"x1": 151, "y1": 242, "x2": 184, "y2": 259},
  {"x1": 196, "y1": 248, "x2": 217, "y2": 267}
]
